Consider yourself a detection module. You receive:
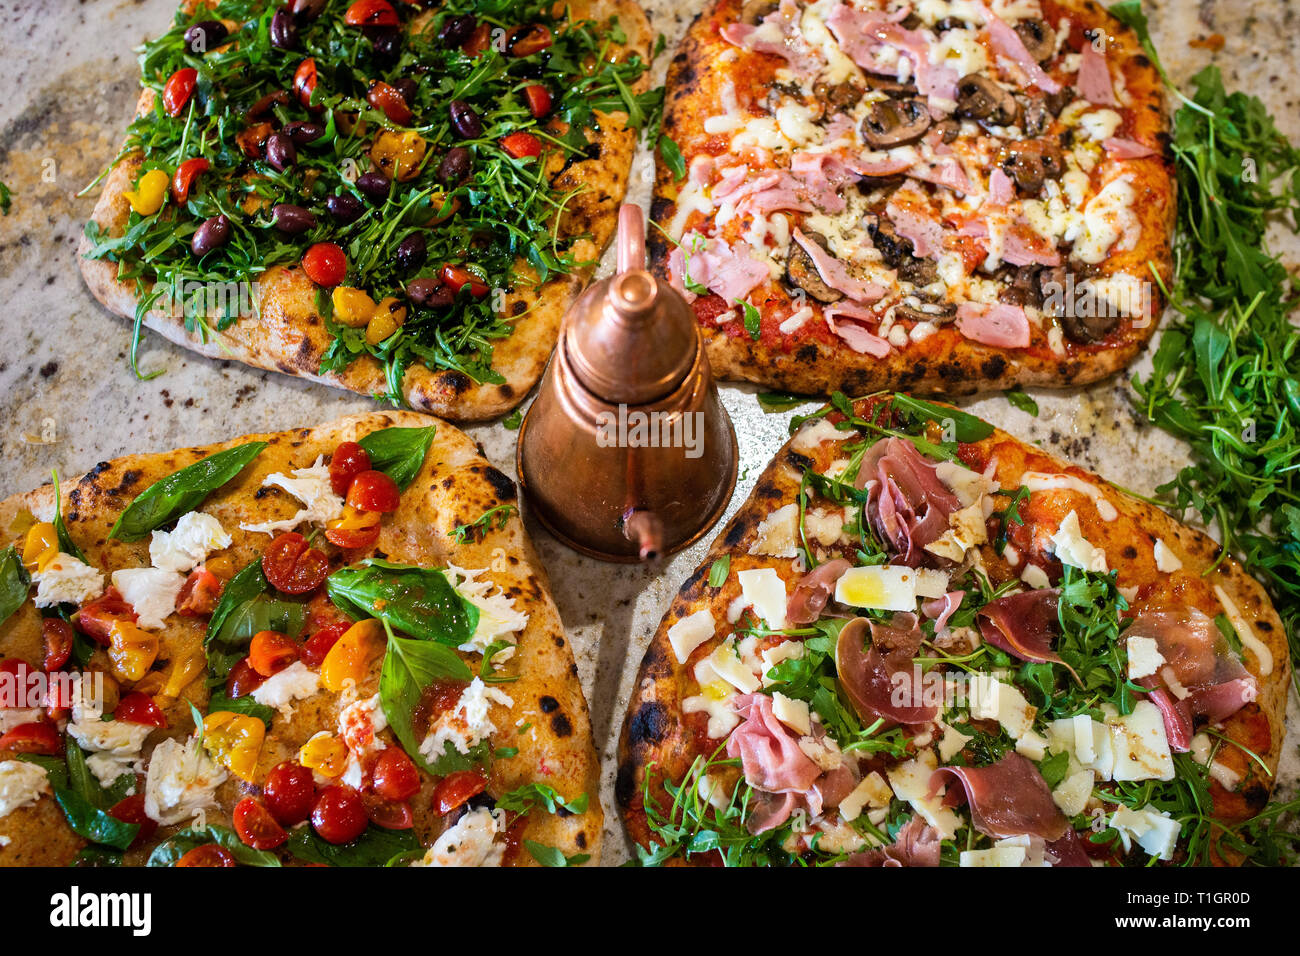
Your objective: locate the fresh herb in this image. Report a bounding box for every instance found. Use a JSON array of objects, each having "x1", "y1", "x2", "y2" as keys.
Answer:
[
  {"x1": 205, "y1": 690, "x2": 275, "y2": 727},
  {"x1": 50, "y1": 471, "x2": 87, "y2": 564},
  {"x1": 0, "y1": 181, "x2": 10, "y2": 215},
  {"x1": 147, "y1": 825, "x2": 282, "y2": 867},
  {"x1": 501, "y1": 409, "x2": 523, "y2": 430},
  {"x1": 737, "y1": 299, "x2": 761, "y2": 340},
  {"x1": 287, "y1": 822, "x2": 420, "y2": 867},
  {"x1": 109, "y1": 441, "x2": 266, "y2": 541},
  {"x1": 989, "y1": 486, "x2": 1030, "y2": 556},
  {"x1": 657, "y1": 134, "x2": 686, "y2": 181},
  {"x1": 450, "y1": 504, "x2": 519, "y2": 544},
  {"x1": 379, "y1": 625, "x2": 473, "y2": 774},
  {"x1": 326, "y1": 560, "x2": 478, "y2": 645},
  {"x1": 707, "y1": 556, "x2": 730, "y2": 588},
  {"x1": 496, "y1": 783, "x2": 589, "y2": 816},
  {"x1": 204, "y1": 559, "x2": 307, "y2": 677},
  {"x1": 52, "y1": 743, "x2": 140, "y2": 852},
  {"x1": 756, "y1": 391, "x2": 809, "y2": 413},
  {"x1": 523, "y1": 840, "x2": 590, "y2": 867},
  {"x1": 0, "y1": 546, "x2": 30, "y2": 627},
  {"x1": 356, "y1": 426, "x2": 436, "y2": 491},
  {"x1": 1004, "y1": 388, "x2": 1039, "y2": 416}
]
